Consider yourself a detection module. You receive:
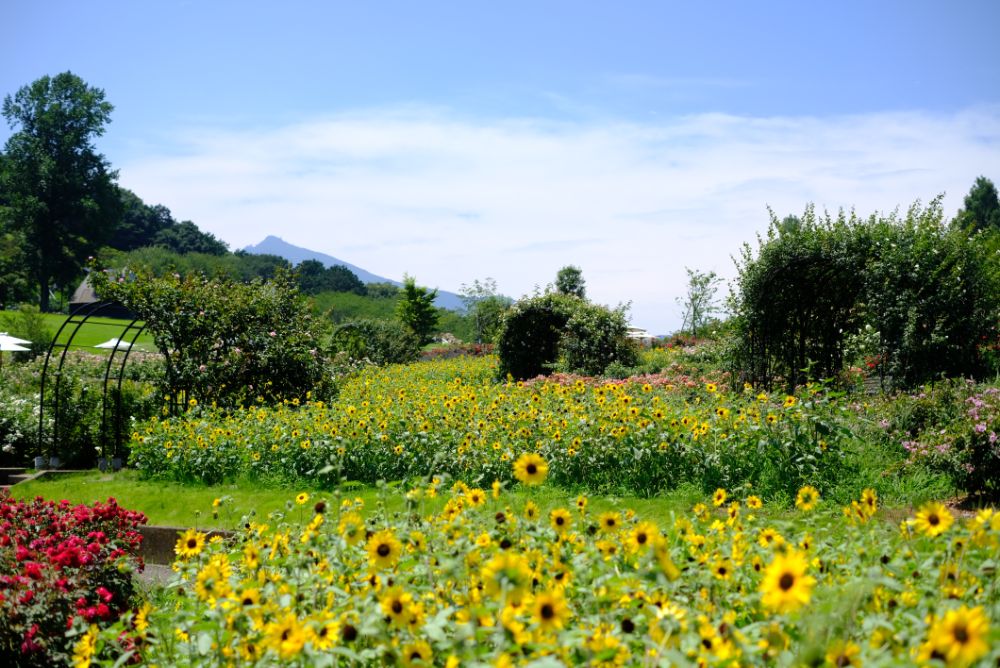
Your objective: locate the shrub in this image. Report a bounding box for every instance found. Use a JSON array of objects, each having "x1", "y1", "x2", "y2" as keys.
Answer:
[
  {"x1": 90, "y1": 266, "x2": 330, "y2": 407},
  {"x1": 557, "y1": 301, "x2": 638, "y2": 376},
  {"x1": 495, "y1": 293, "x2": 578, "y2": 380},
  {"x1": 329, "y1": 319, "x2": 420, "y2": 366},
  {"x1": 0, "y1": 495, "x2": 146, "y2": 665},
  {"x1": 731, "y1": 198, "x2": 999, "y2": 391}
]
